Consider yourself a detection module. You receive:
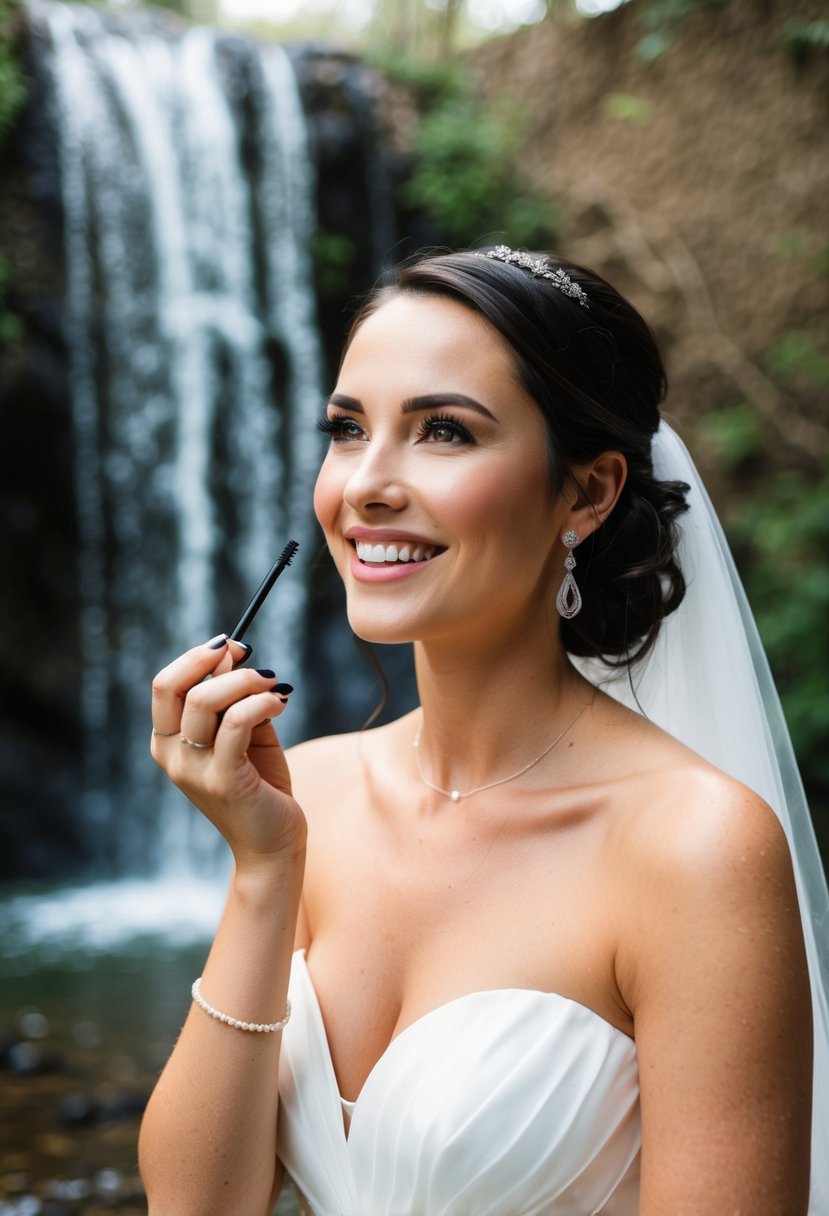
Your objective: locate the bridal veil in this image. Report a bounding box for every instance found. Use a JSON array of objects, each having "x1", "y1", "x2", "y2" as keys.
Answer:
[{"x1": 578, "y1": 422, "x2": 828, "y2": 1211}]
